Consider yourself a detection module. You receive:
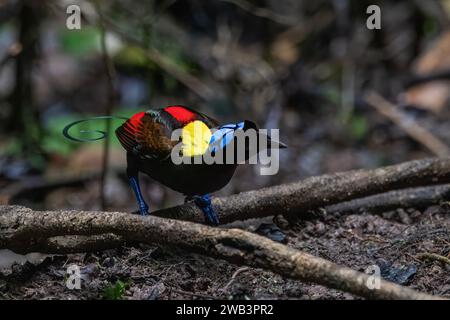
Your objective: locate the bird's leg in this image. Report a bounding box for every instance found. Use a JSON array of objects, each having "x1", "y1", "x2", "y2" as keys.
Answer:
[
  {"x1": 128, "y1": 175, "x2": 149, "y2": 216},
  {"x1": 193, "y1": 194, "x2": 219, "y2": 226},
  {"x1": 127, "y1": 154, "x2": 149, "y2": 216}
]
